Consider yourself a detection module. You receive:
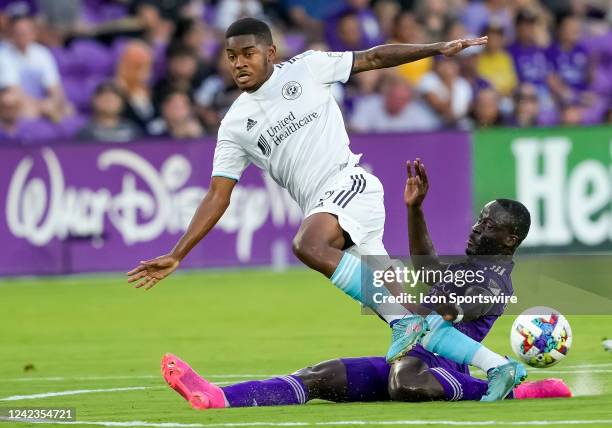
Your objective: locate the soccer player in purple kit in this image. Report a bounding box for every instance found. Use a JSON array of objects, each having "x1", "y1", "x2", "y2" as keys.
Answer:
[
  {"x1": 128, "y1": 17, "x2": 526, "y2": 403},
  {"x1": 159, "y1": 159, "x2": 572, "y2": 409}
]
